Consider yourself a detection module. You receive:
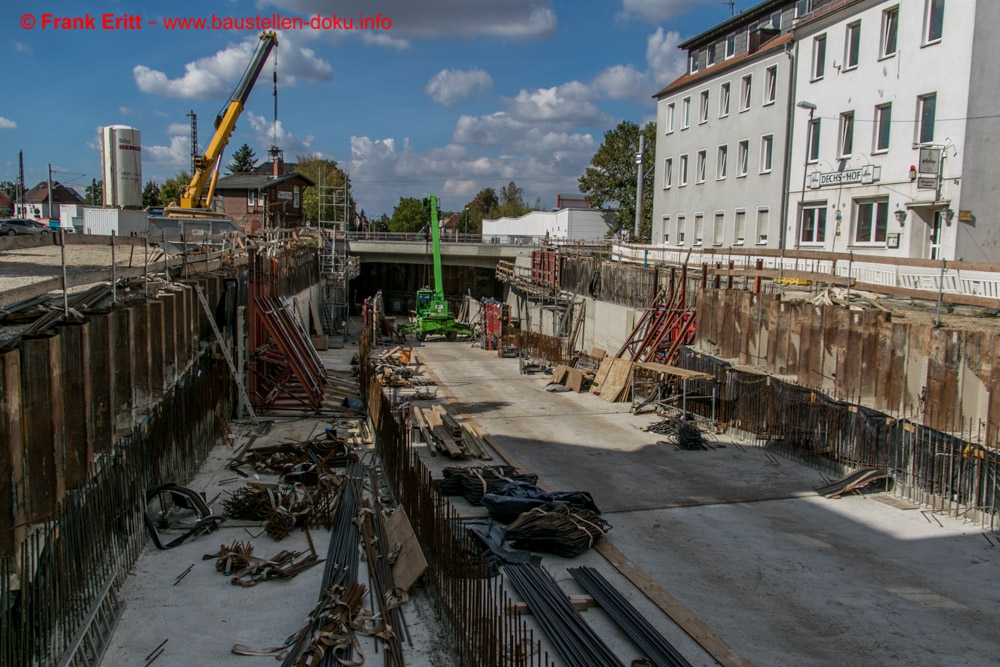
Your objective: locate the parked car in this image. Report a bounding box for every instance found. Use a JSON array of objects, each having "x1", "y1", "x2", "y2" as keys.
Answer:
[{"x1": 0, "y1": 218, "x2": 51, "y2": 235}]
